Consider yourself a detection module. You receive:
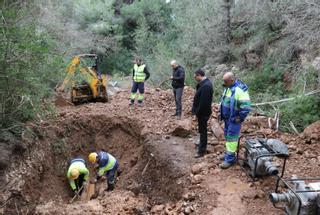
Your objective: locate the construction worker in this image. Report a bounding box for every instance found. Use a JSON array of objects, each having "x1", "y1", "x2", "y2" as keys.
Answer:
[
  {"x1": 219, "y1": 72, "x2": 251, "y2": 169},
  {"x1": 192, "y1": 69, "x2": 213, "y2": 158},
  {"x1": 170, "y1": 60, "x2": 185, "y2": 119},
  {"x1": 67, "y1": 157, "x2": 89, "y2": 195},
  {"x1": 130, "y1": 58, "x2": 150, "y2": 106},
  {"x1": 88, "y1": 151, "x2": 119, "y2": 191}
]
